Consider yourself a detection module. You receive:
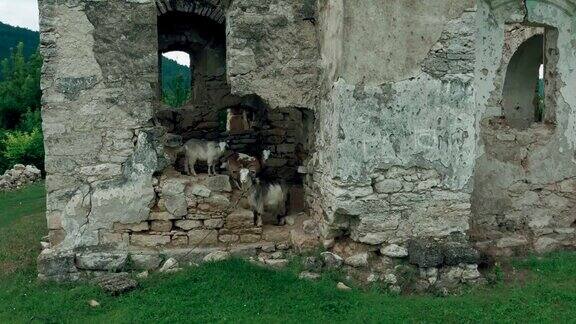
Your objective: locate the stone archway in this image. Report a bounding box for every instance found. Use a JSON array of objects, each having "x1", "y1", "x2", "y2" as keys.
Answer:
[
  {"x1": 155, "y1": 0, "x2": 228, "y2": 23},
  {"x1": 502, "y1": 34, "x2": 543, "y2": 129}
]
